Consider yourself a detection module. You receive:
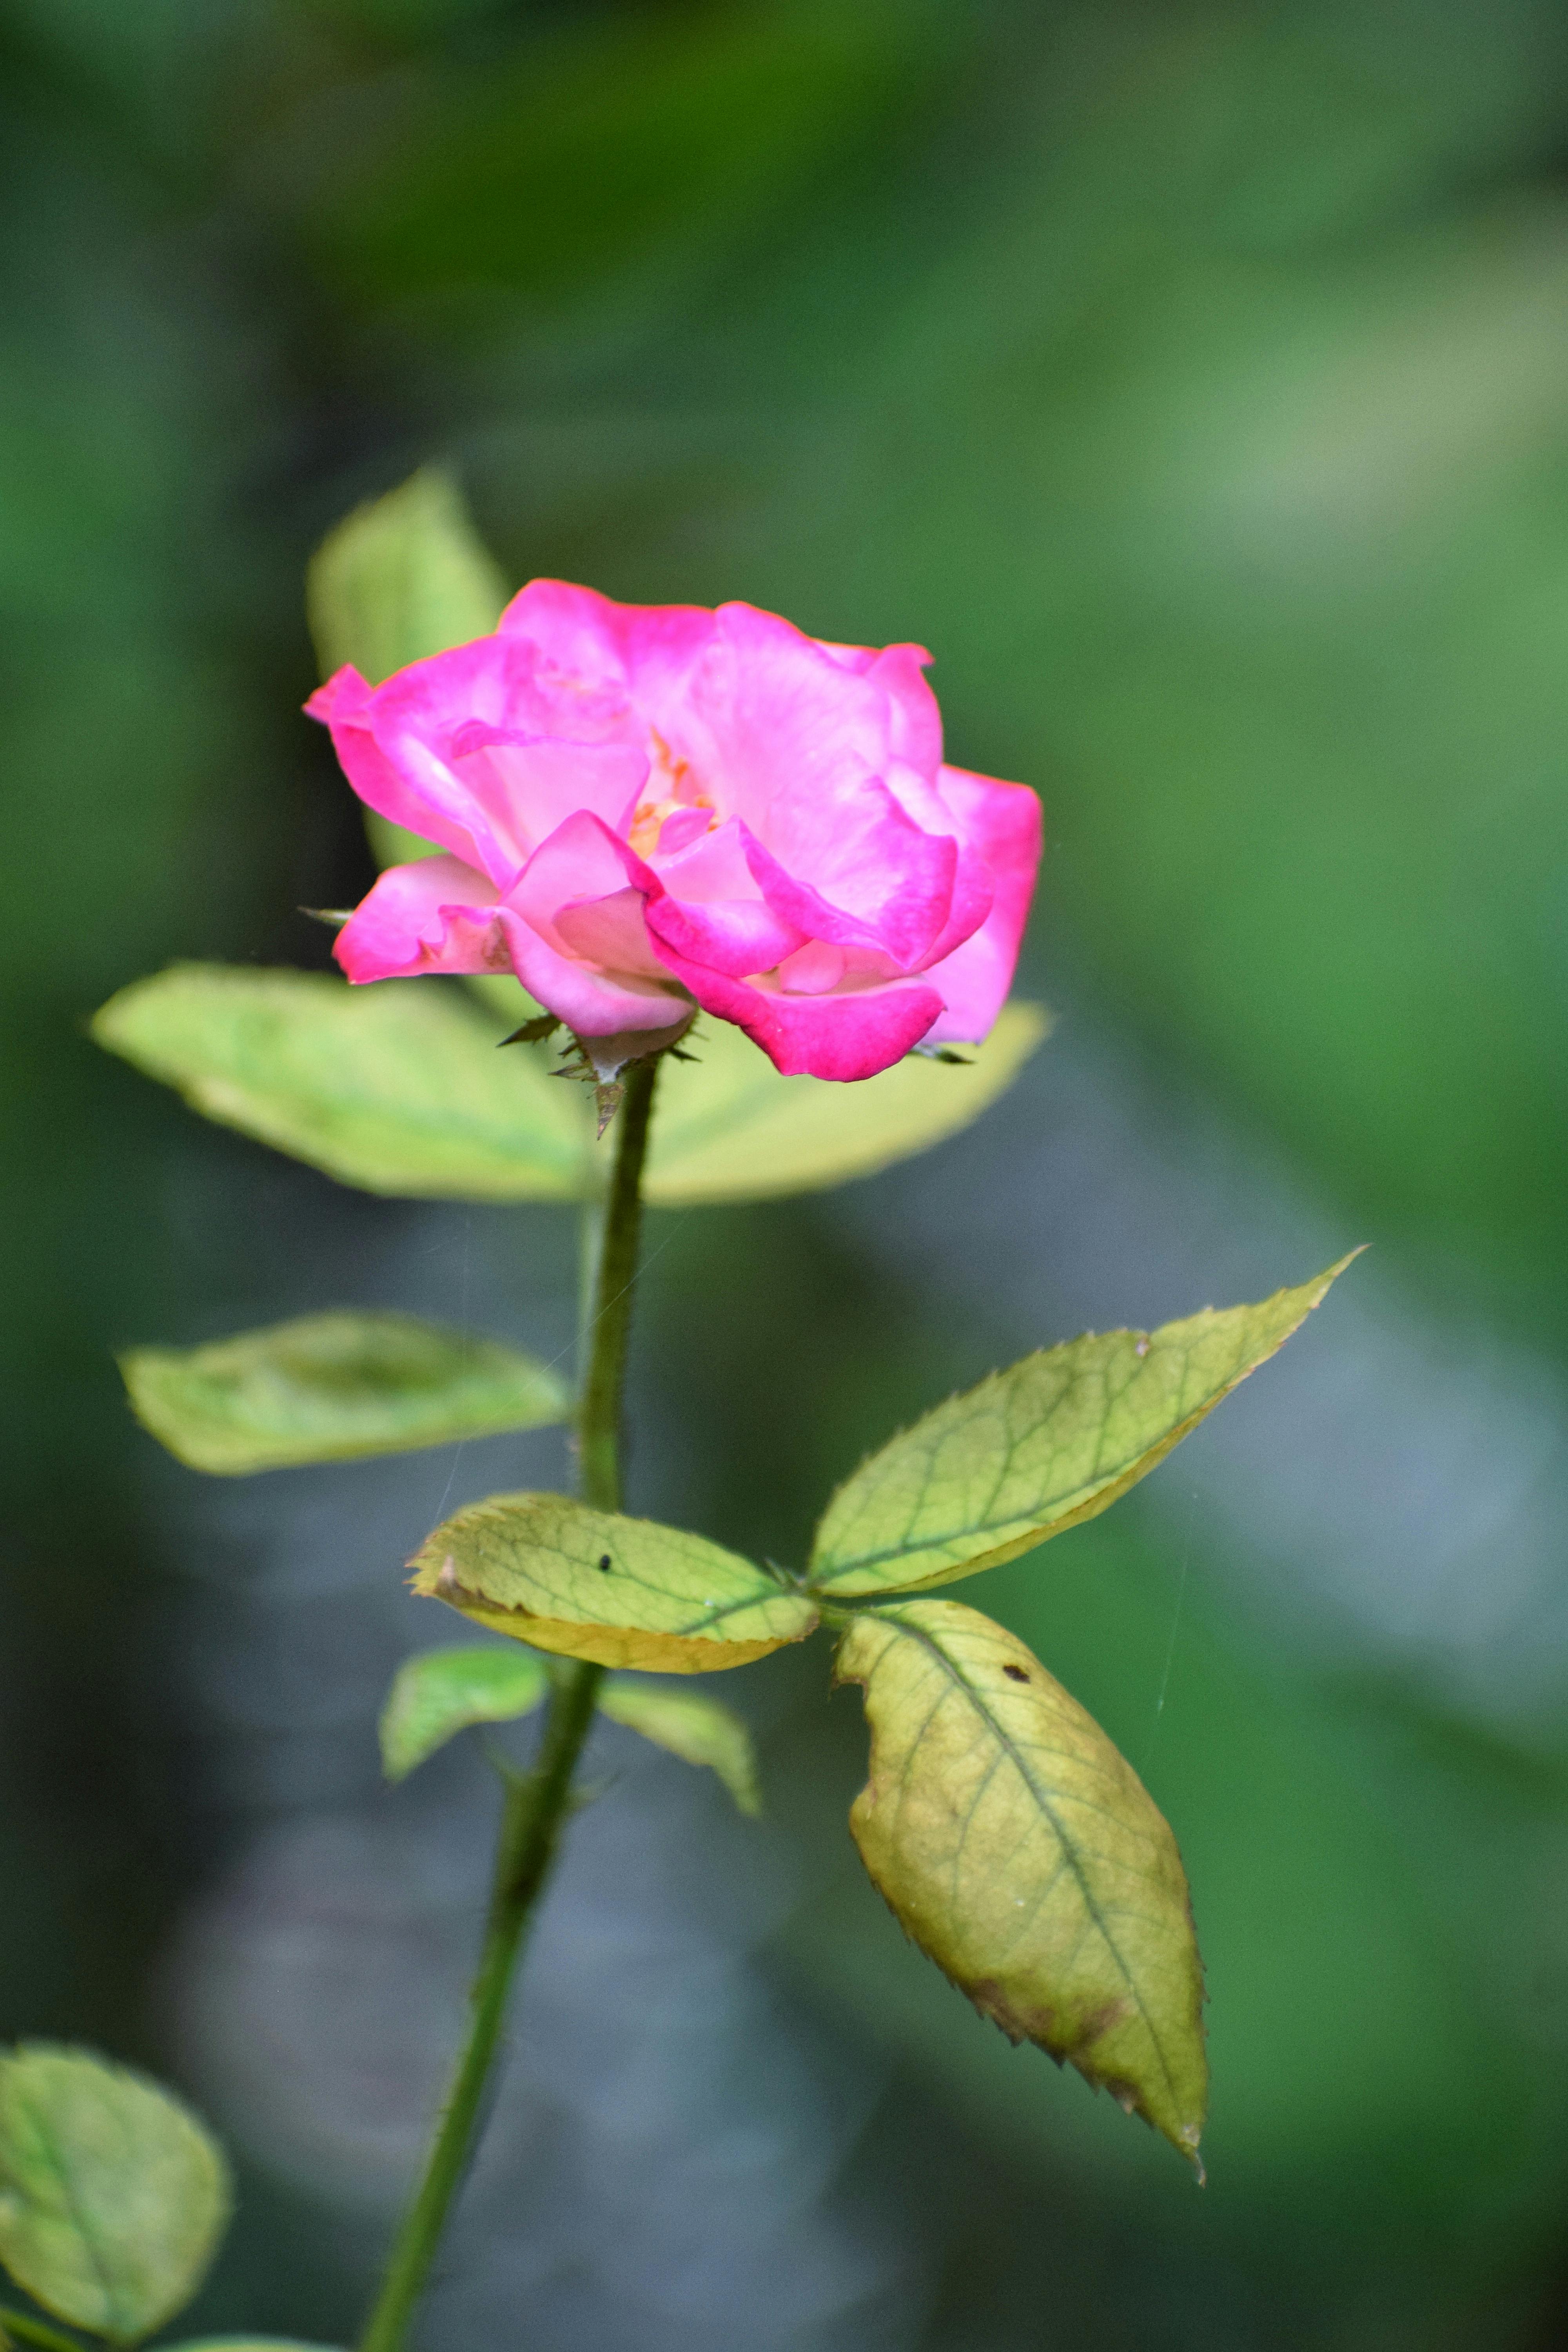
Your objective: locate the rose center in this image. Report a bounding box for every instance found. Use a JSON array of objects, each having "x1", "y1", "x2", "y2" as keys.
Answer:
[{"x1": 628, "y1": 729, "x2": 716, "y2": 855}]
